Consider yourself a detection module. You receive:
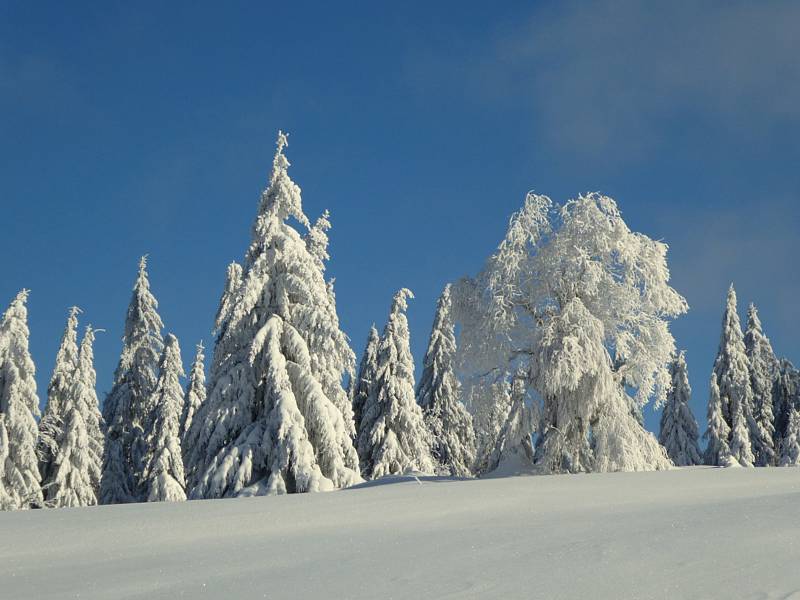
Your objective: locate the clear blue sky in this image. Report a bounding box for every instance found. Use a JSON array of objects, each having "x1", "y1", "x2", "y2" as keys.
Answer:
[{"x1": 2, "y1": 1, "x2": 798, "y2": 436}]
